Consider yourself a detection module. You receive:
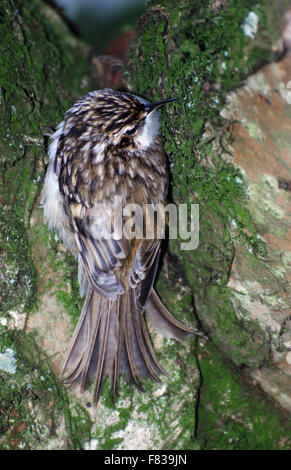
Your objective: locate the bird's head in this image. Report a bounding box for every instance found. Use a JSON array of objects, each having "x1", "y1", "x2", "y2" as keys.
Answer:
[{"x1": 68, "y1": 89, "x2": 177, "y2": 150}]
